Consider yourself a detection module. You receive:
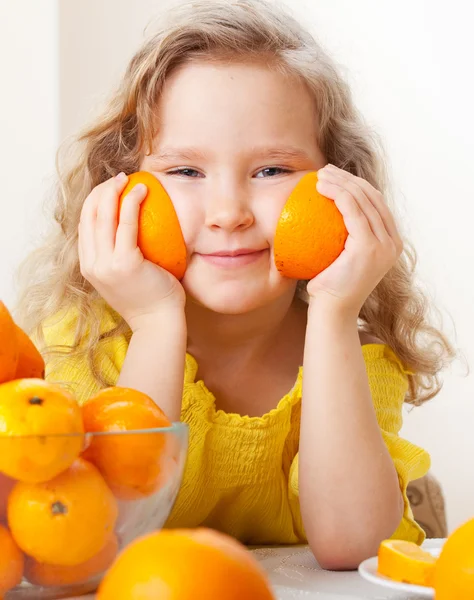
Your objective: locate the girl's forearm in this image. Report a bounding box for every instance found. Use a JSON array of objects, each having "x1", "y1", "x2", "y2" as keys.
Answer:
[
  {"x1": 299, "y1": 298, "x2": 403, "y2": 570},
  {"x1": 117, "y1": 308, "x2": 187, "y2": 422}
]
